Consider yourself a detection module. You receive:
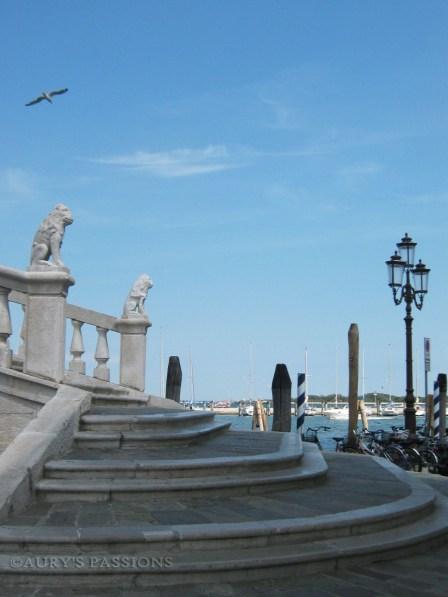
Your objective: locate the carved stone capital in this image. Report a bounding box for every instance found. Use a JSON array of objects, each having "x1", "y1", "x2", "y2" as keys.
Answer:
[
  {"x1": 115, "y1": 317, "x2": 151, "y2": 336},
  {"x1": 25, "y1": 271, "x2": 75, "y2": 297}
]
